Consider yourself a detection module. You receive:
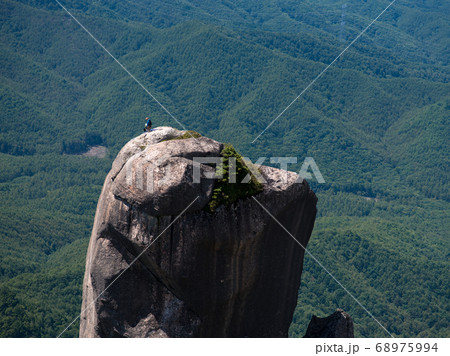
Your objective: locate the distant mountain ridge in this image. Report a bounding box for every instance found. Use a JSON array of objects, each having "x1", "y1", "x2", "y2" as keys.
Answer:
[{"x1": 2, "y1": 0, "x2": 448, "y2": 198}]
